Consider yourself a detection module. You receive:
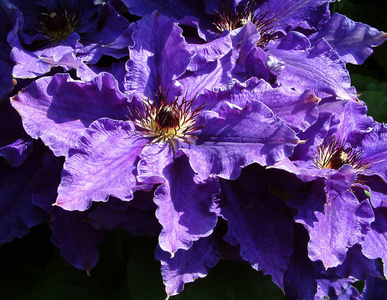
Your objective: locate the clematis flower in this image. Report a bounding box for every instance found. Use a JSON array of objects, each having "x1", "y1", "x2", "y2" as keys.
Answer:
[
  {"x1": 5, "y1": 0, "x2": 132, "y2": 79},
  {"x1": 52, "y1": 85, "x2": 298, "y2": 253},
  {"x1": 9, "y1": 15, "x2": 299, "y2": 275},
  {"x1": 121, "y1": 0, "x2": 332, "y2": 41},
  {"x1": 10, "y1": 14, "x2": 298, "y2": 289},
  {"x1": 7, "y1": 4, "x2": 387, "y2": 298},
  {"x1": 268, "y1": 98, "x2": 387, "y2": 278},
  {"x1": 119, "y1": 0, "x2": 386, "y2": 105}
]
